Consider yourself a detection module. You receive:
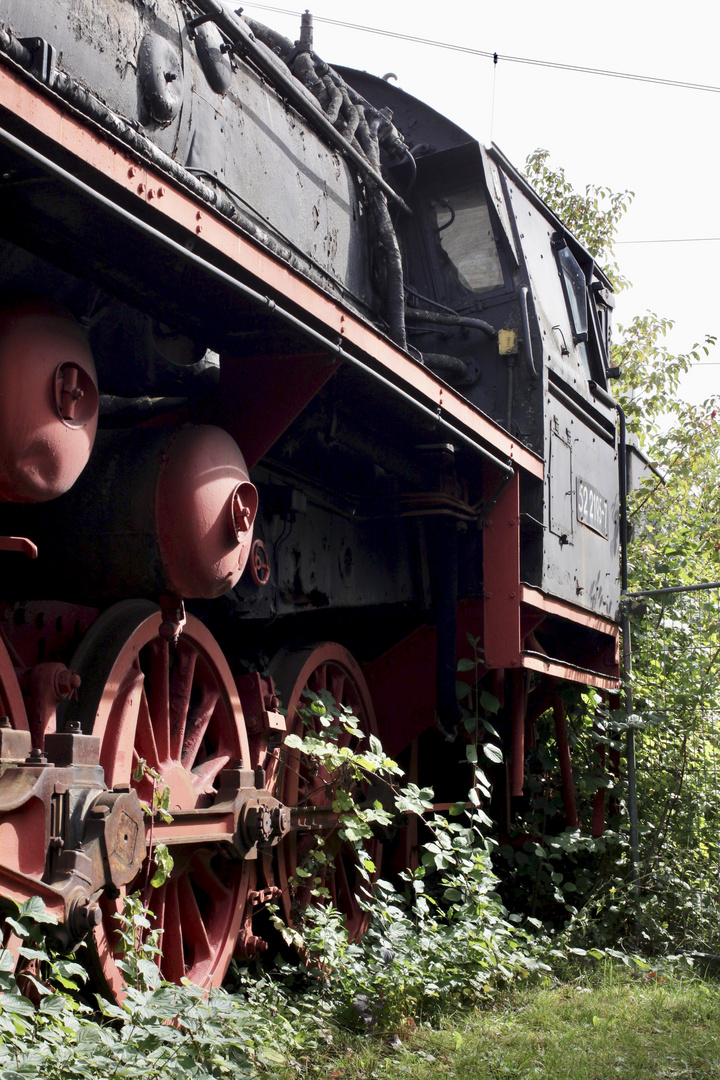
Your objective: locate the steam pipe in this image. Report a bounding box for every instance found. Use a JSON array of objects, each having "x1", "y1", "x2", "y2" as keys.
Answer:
[
  {"x1": 188, "y1": 2, "x2": 412, "y2": 215},
  {"x1": 405, "y1": 309, "x2": 496, "y2": 338}
]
